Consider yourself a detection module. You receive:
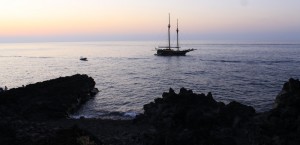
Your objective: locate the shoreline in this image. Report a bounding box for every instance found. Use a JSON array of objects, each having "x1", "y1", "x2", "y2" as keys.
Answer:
[{"x1": 1, "y1": 74, "x2": 300, "y2": 145}]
